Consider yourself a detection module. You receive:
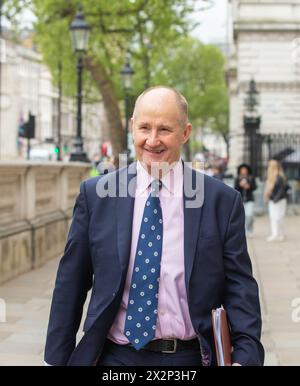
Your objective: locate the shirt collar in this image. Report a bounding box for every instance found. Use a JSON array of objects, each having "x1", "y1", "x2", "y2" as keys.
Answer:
[{"x1": 136, "y1": 160, "x2": 183, "y2": 197}]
